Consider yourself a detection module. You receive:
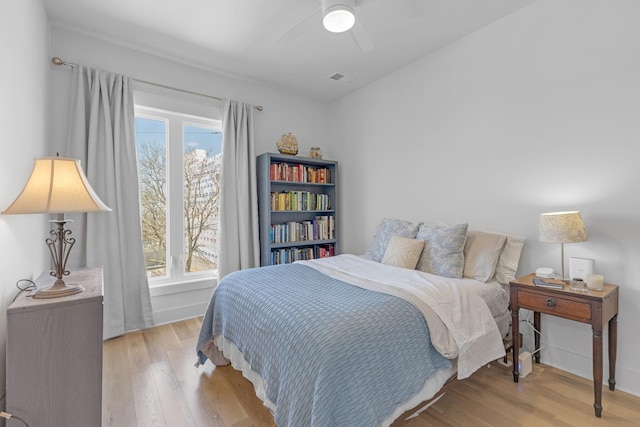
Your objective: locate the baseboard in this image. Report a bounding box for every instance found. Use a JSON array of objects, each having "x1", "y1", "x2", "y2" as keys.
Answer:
[
  {"x1": 541, "y1": 345, "x2": 640, "y2": 397},
  {"x1": 150, "y1": 281, "x2": 214, "y2": 326},
  {"x1": 152, "y1": 301, "x2": 210, "y2": 326}
]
